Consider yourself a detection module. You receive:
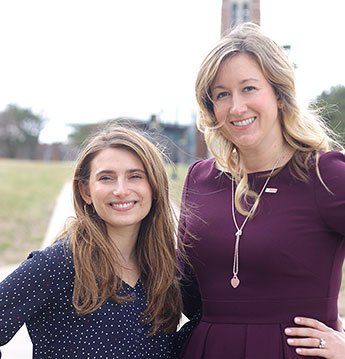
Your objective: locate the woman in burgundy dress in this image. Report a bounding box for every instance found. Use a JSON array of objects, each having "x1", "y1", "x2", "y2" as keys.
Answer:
[{"x1": 179, "y1": 22, "x2": 345, "y2": 358}]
